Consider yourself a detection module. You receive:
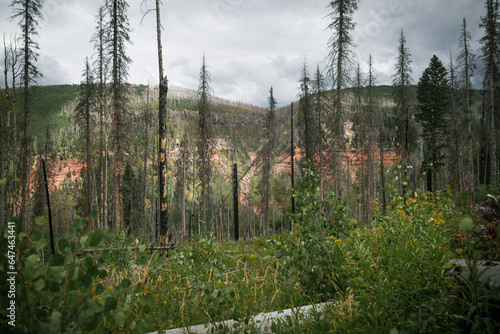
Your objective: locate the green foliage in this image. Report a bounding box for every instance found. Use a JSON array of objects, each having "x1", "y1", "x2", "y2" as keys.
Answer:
[
  {"x1": 29, "y1": 85, "x2": 80, "y2": 140},
  {"x1": 276, "y1": 168, "x2": 350, "y2": 299},
  {"x1": 0, "y1": 218, "x2": 153, "y2": 333},
  {"x1": 417, "y1": 55, "x2": 452, "y2": 174}
]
